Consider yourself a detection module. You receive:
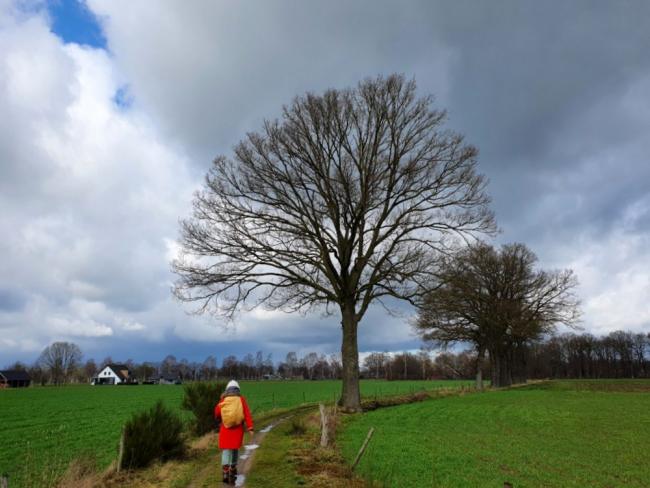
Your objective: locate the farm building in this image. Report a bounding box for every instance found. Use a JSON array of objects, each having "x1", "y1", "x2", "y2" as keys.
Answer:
[
  {"x1": 144, "y1": 373, "x2": 182, "y2": 385},
  {"x1": 92, "y1": 364, "x2": 135, "y2": 385},
  {"x1": 0, "y1": 370, "x2": 31, "y2": 388}
]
